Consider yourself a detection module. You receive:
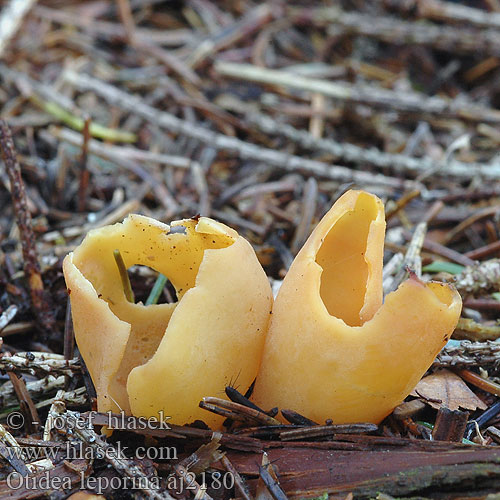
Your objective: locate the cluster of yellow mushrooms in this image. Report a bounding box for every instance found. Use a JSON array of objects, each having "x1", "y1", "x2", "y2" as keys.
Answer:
[{"x1": 63, "y1": 190, "x2": 462, "y2": 427}]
